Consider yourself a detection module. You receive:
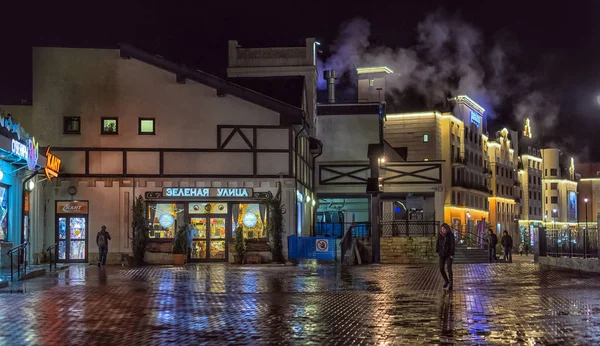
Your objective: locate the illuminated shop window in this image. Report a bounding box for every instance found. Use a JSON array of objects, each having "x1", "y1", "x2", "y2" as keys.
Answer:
[
  {"x1": 101, "y1": 117, "x2": 118, "y2": 135},
  {"x1": 188, "y1": 203, "x2": 228, "y2": 214},
  {"x1": 232, "y1": 203, "x2": 268, "y2": 239},
  {"x1": 63, "y1": 117, "x2": 81, "y2": 134},
  {"x1": 0, "y1": 186, "x2": 7, "y2": 241},
  {"x1": 148, "y1": 203, "x2": 185, "y2": 239},
  {"x1": 138, "y1": 118, "x2": 155, "y2": 135}
]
